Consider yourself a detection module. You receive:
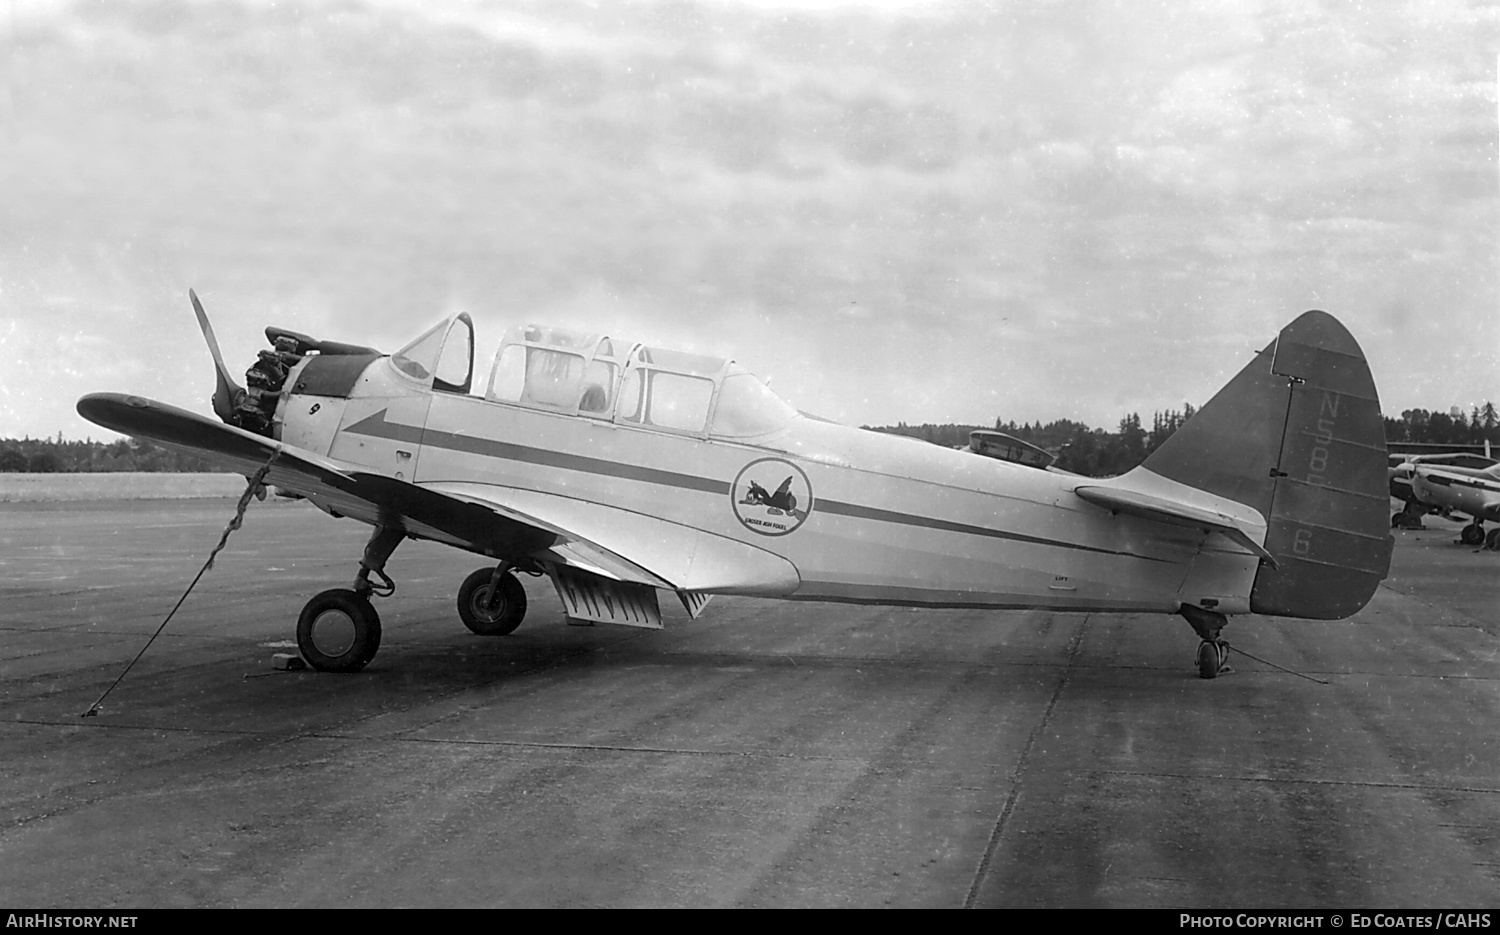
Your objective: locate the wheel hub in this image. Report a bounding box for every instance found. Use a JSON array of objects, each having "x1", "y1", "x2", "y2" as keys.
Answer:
[
  {"x1": 473, "y1": 585, "x2": 504, "y2": 621},
  {"x1": 310, "y1": 608, "x2": 357, "y2": 657}
]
